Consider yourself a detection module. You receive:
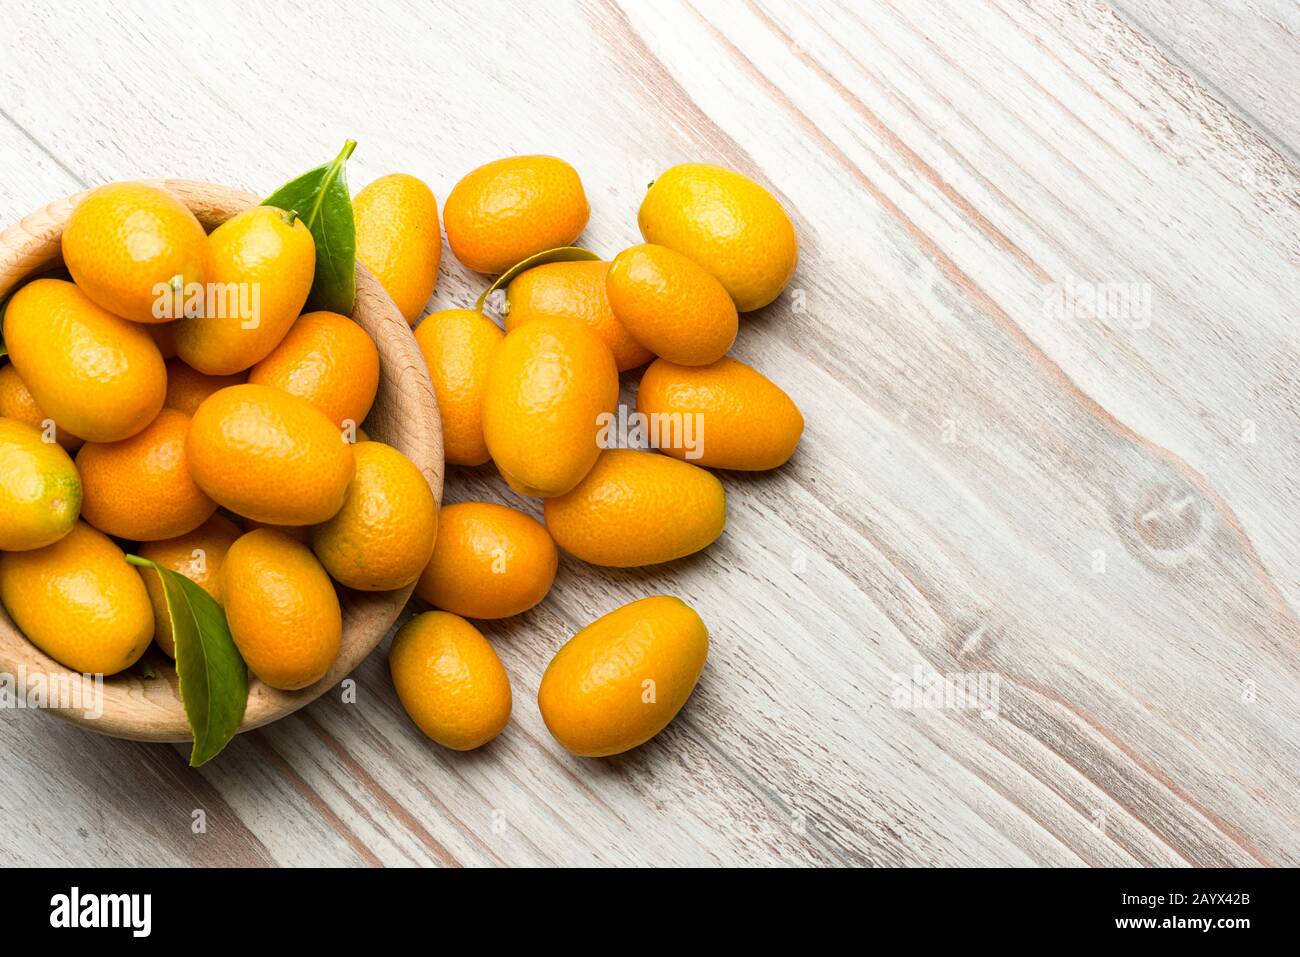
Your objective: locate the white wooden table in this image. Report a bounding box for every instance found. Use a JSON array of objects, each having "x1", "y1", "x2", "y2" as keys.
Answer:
[{"x1": 2, "y1": 0, "x2": 1298, "y2": 867}]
